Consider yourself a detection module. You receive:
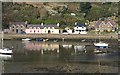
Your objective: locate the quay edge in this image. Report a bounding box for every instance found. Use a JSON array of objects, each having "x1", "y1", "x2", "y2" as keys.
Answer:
[{"x1": 3, "y1": 34, "x2": 118, "y2": 40}]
